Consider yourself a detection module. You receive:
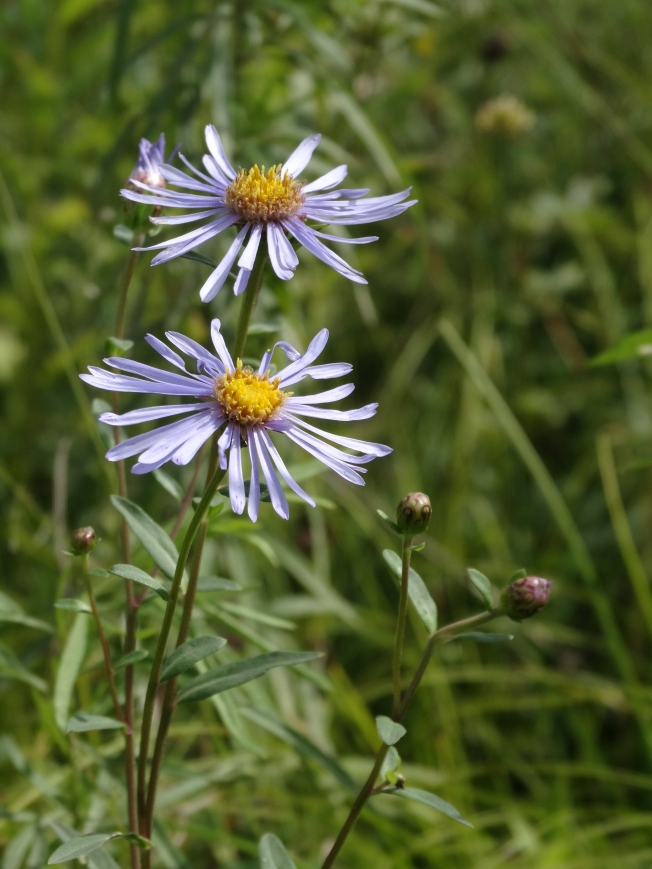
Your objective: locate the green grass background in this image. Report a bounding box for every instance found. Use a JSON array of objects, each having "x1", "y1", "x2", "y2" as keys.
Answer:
[{"x1": 3, "y1": 0, "x2": 652, "y2": 866}]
